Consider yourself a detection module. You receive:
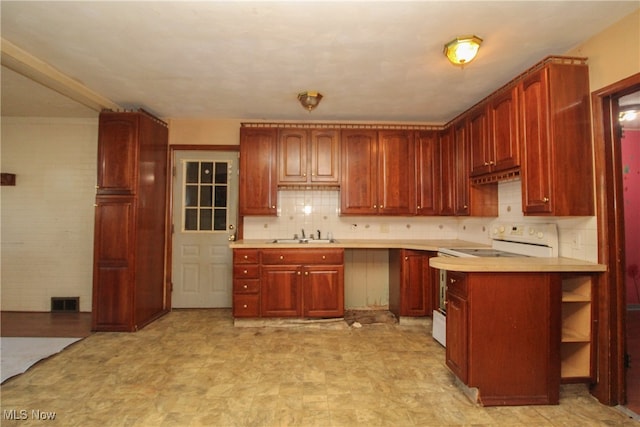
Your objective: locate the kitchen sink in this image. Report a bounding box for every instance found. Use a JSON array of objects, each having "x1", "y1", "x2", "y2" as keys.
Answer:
[{"x1": 268, "y1": 238, "x2": 337, "y2": 244}]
